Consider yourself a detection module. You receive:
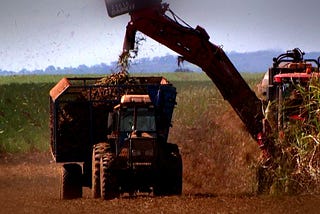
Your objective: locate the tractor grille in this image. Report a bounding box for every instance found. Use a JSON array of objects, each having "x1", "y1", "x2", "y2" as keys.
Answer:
[{"x1": 130, "y1": 138, "x2": 156, "y2": 166}]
